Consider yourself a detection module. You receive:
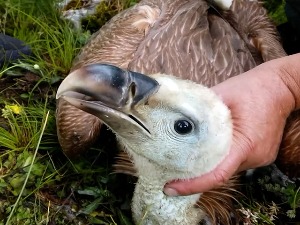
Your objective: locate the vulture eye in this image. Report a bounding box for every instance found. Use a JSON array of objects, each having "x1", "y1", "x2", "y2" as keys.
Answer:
[{"x1": 174, "y1": 120, "x2": 193, "y2": 134}]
